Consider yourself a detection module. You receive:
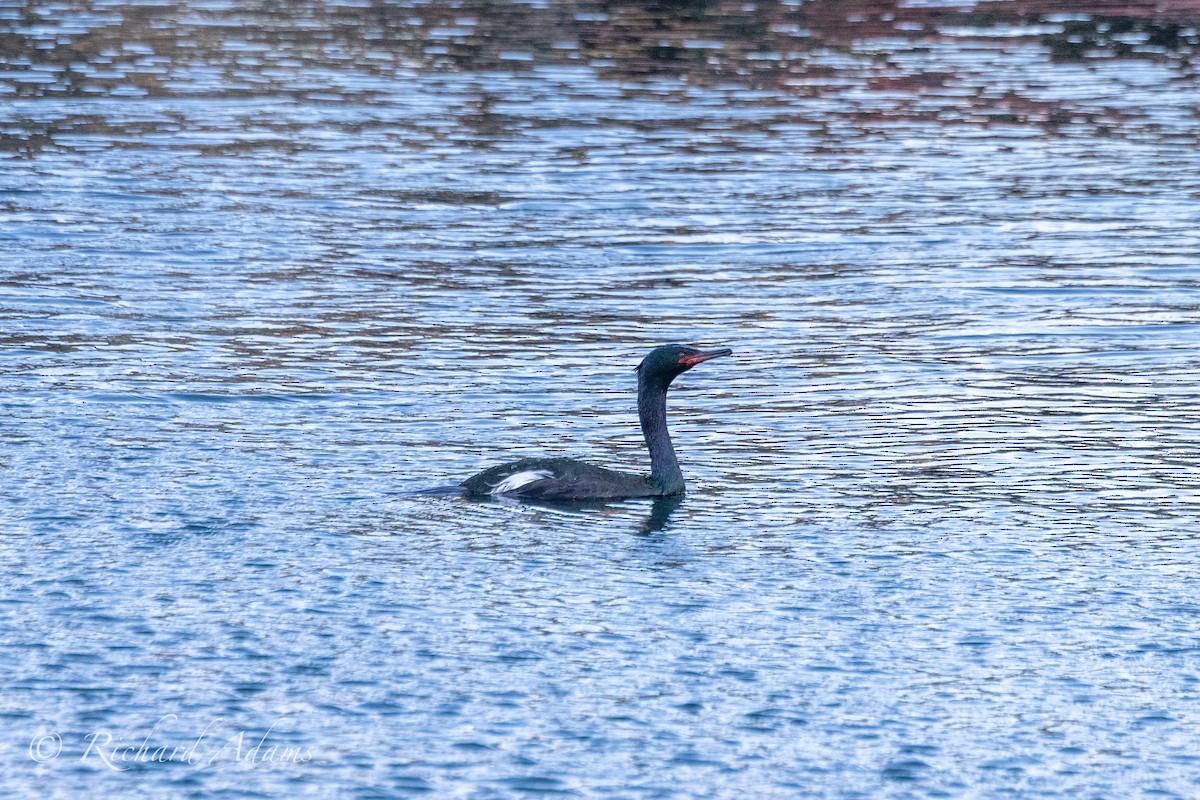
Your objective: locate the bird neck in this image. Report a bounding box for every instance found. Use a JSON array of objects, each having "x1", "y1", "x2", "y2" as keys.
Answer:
[{"x1": 638, "y1": 377, "x2": 683, "y2": 495}]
